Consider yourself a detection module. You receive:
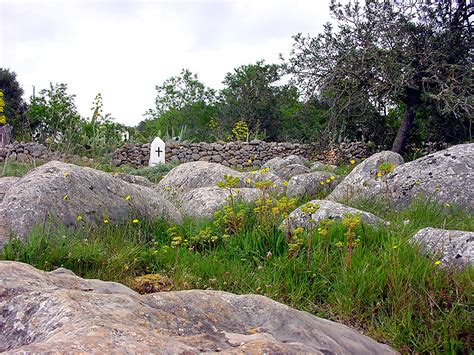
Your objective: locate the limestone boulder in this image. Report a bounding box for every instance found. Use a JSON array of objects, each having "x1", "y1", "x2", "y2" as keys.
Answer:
[
  {"x1": 111, "y1": 172, "x2": 155, "y2": 188},
  {"x1": 386, "y1": 143, "x2": 474, "y2": 210},
  {"x1": 287, "y1": 172, "x2": 341, "y2": 198},
  {"x1": 327, "y1": 151, "x2": 404, "y2": 202},
  {"x1": 181, "y1": 187, "x2": 262, "y2": 219},
  {"x1": 0, "y1": 161, "x2": 181, "y2": 247},
  {"x1": 283, "y1": 200, "x2": 385, "y2": 231},
  {"x1": 0, "y1": 261, "x2": 398, "y2": 354},
  {"x1": 410, "y1": 227, "x2": 473, "y2": 269},
  {"x1": 0, "y1": 177, "x2": 20, "y2": 201},
  {"x1": 311, "y1": 162, "x2": 337, "y2": 172},
  {"x1": 156, "y1": 161, "x2": 285, "y2": 208},
  {"x1": 262, "y1": 155, "x2": 308, "y2": 179},
  {"x1": 156, "y1": 161, "x2": 242, "y2": 204}
]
